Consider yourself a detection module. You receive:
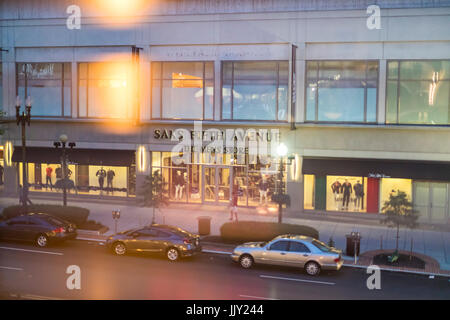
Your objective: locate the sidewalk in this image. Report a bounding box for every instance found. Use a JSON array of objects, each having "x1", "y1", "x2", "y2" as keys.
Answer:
[{"x1": 1, "y1": 195, "x2": 449, "y2": 273}]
